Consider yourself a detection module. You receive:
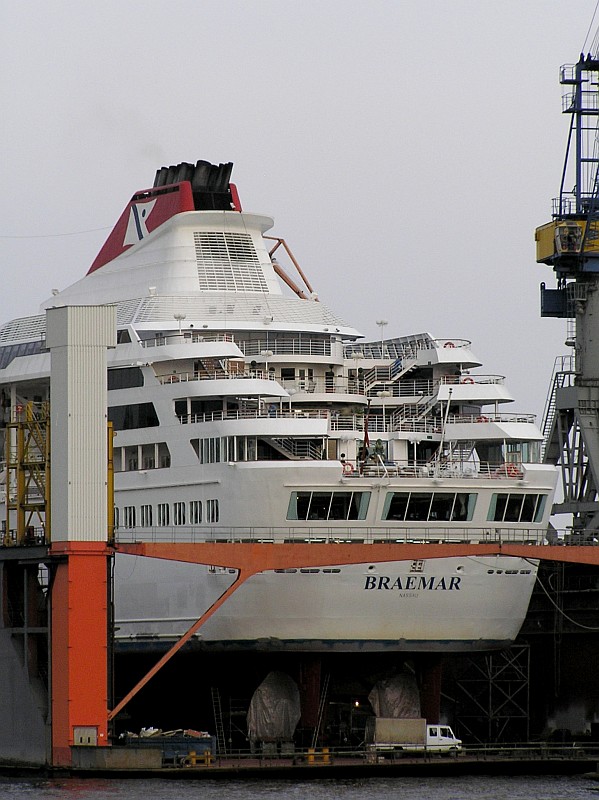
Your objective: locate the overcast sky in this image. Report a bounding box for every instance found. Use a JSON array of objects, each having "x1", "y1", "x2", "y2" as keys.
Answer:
[{"x1": 1, "y1": 1, "x2": 598, "y2": 420}]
